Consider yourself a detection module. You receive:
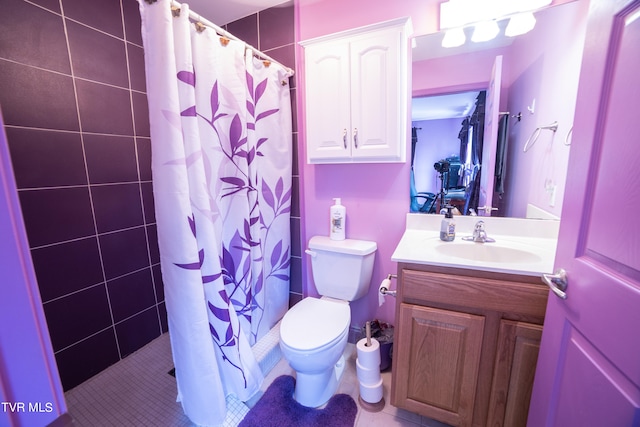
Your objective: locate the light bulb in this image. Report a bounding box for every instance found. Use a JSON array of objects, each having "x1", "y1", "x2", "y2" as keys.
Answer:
[
  {"x1": 471, "y1": 21, "x2": 500, "y2": 43},
  {"x1": 442, "y1": 28, "x2": 466, "y2": 48},
  {"x1": 506, "y1": 12, "x2": 536, "y2": 37}
]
